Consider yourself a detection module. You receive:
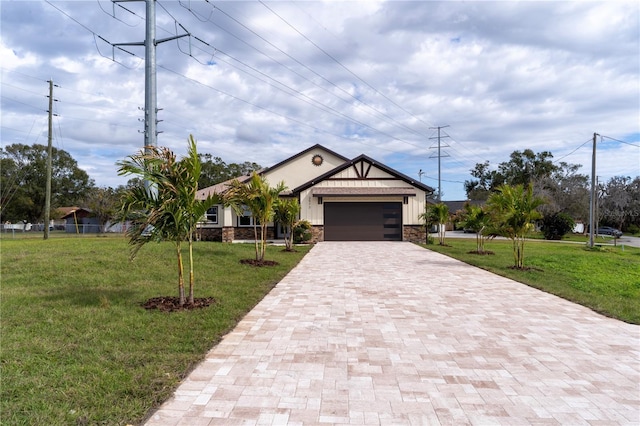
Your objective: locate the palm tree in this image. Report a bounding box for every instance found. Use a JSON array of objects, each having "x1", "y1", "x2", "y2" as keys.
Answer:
[
  {"x1": 116, "y1": 135, "x2": 218, "y2": 305},
  {"x1": 226, "y1": 173, "x2": 286, "y2": 262},
  {"x1": 486, "y1": 183, "x2": 545, "y2": 269},
  {"x1": 420, "y1": 202, "x2": 449, "y2": 245},
  {"x1": 458, "y1": 203, "x2": 492, "y2": 254},
  {"x1": 273, "y1": 197, "x2": 300, "y2": 251}
]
